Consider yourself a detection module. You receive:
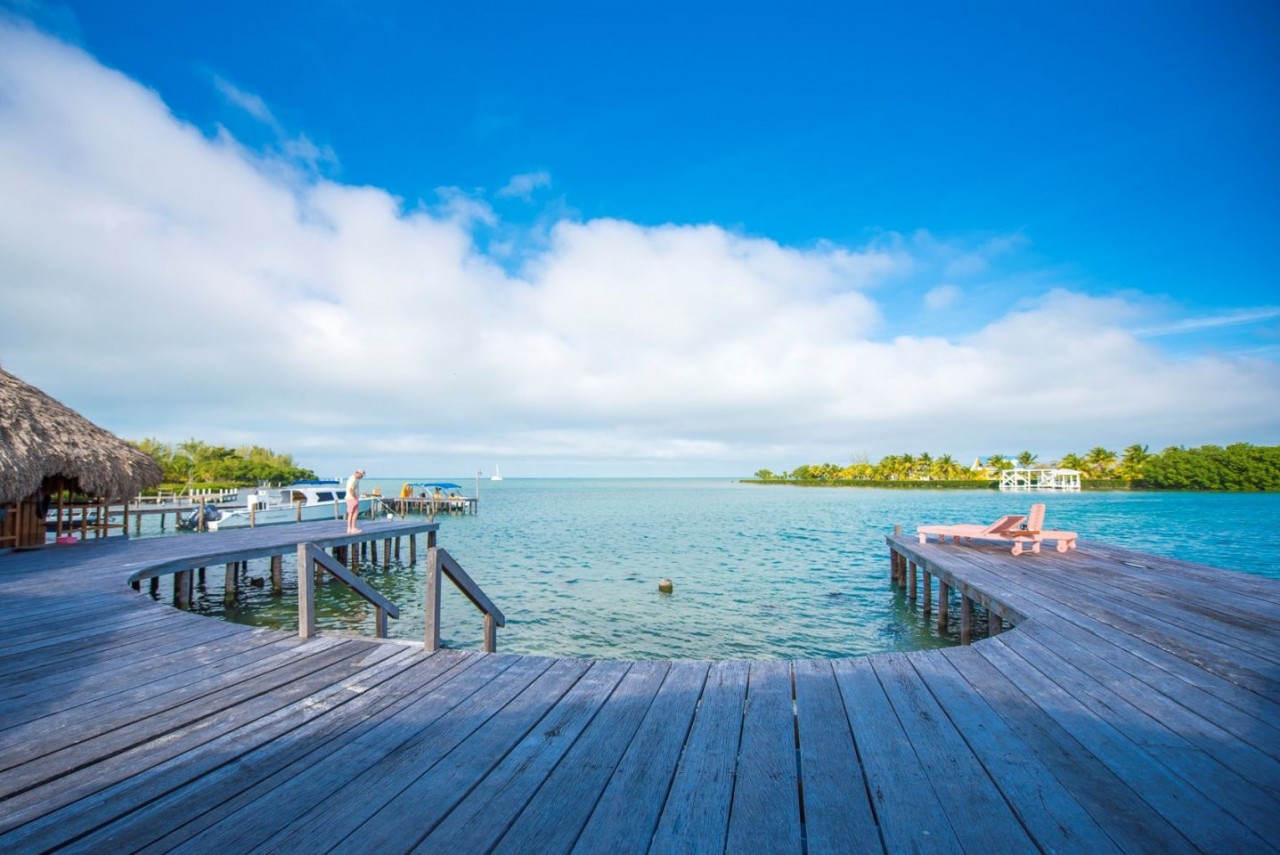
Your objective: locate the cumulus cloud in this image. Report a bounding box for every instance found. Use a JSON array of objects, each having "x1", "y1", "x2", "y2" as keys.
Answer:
[
  {"x1": 1, "y1": 21, "x2": 1276, "y2": 475},
  {"x1": 497, "y1": 170, "x2": 552, "y2": 201}
]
